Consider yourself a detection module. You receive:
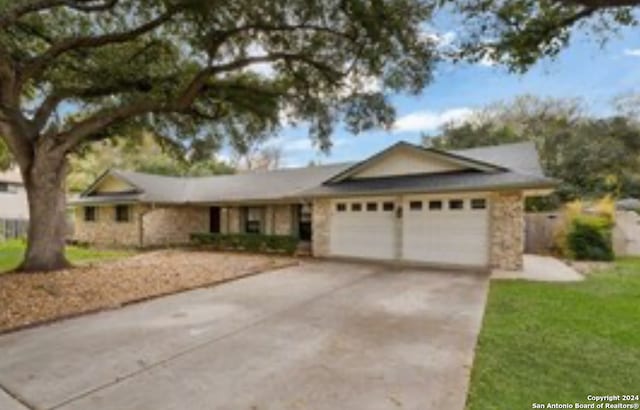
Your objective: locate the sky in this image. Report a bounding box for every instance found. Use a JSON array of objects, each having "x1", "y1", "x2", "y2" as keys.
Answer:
[{"x1": 248, "y1": 23, "x2": 640, "y2": 168}]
